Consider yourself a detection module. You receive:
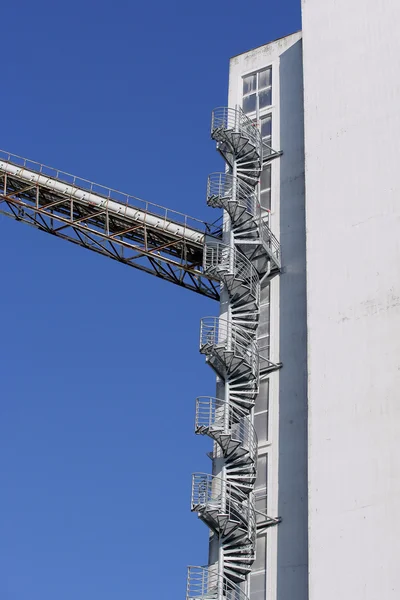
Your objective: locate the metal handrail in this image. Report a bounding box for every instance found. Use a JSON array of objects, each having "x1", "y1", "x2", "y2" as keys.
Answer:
[
  {"x1": 195, "y1": 396, "x2": 258, "y2": 463},
  {"x1": 187, "y1": 566, "x2": 249, "y2": 600},
  {"x1": 191, "y1": 473, "x2": 256, "y2": 536},
  {"x1": 200, "y1": 316, "x2": 256, "y2": 347},
  {"x1": 207, "y1": 172, "x2": 258, "y2": 218},
  {"x1": 0, "y1": 148, "x2": 221, "y2": 238},
  {"x1": 211, "y1": 107, "x2": 262, "y2": 159},
  {"x1": 259, "y1": 219, "x2": 281, "y2": 265},
  {"x1": 203, "y1": 241, "x2": 260, "y2": 305},
  {"x1": 206, "y1": 172, "x2": 280, "y2": 266},
  {"x1": 200, "y1": 317, "x2": 259, "y2": 376}
]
